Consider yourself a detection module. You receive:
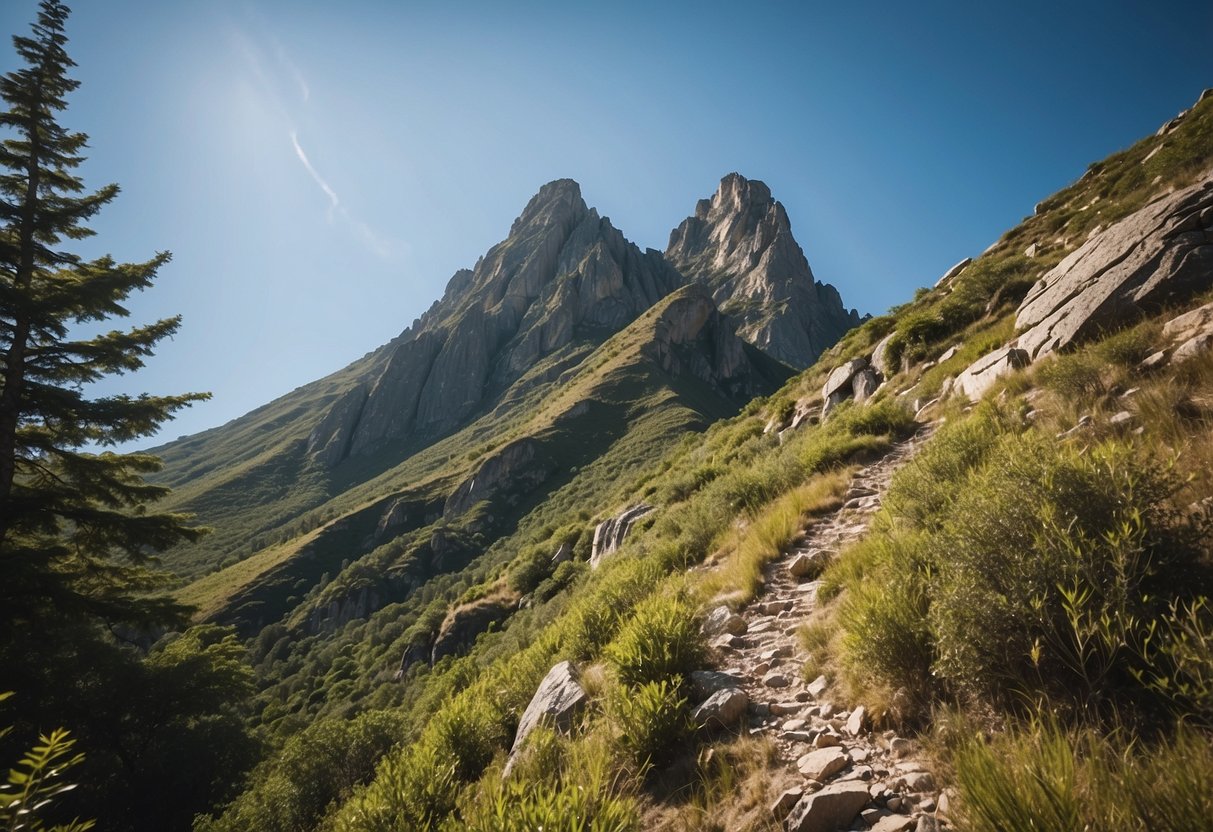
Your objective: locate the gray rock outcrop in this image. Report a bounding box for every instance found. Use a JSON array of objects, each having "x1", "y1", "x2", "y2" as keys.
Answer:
[
  {"x1": 954, "y1": 346, "x2": 1029, "y2": 401},
  {"x1": 505, "y1": 661, "x2": 587, "y2": 775},
  {"x1": 1016, "y1": 172, "x2": 1213, "y2": 361},
  {"x1": 590, "y1": 503, "x2": 654, "y2": 567},
  {"x1": 667, "y1": 173, "x2": 862, "y2": 368}
]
